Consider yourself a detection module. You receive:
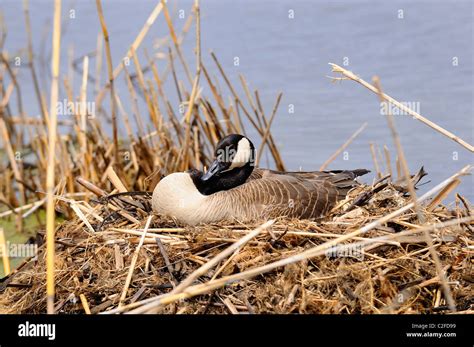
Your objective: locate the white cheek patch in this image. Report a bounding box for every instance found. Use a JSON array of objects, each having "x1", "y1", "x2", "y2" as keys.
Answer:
[{"x1": 229, "y1": 138, "x2": 252, "y2": 170}]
